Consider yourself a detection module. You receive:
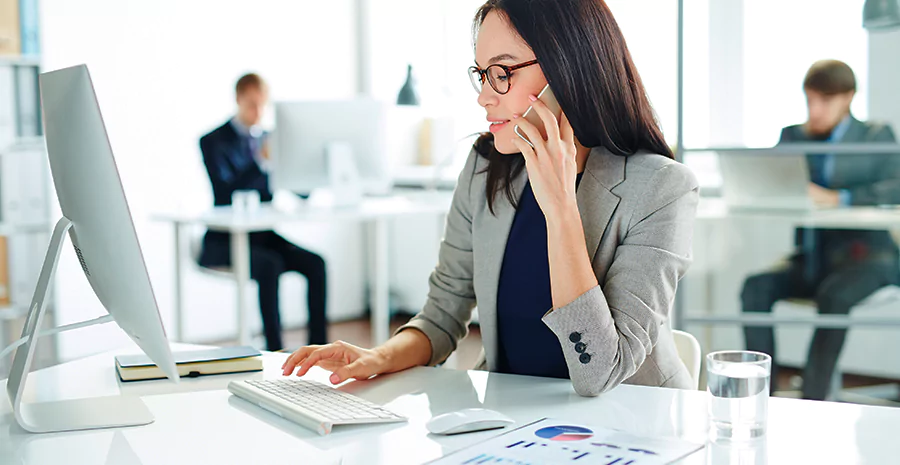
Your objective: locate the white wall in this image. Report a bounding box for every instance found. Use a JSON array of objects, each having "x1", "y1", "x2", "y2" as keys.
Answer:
[
  {"x1": 606, "y1": 0, "x2": 679, "y2": 144},
  {"x1": 40, "y1": 0, "x2": 366, "y2": 360},
  {"x1": 869, "y1": 28, "x2": 900, "y2": 131},
  {"x1": 361, "y1": 0, "x2": 487, "y2": 170}
]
